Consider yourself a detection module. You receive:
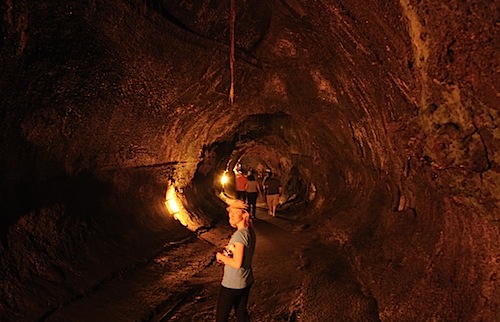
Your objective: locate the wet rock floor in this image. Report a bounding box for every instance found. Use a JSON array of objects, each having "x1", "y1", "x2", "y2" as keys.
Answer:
[{"x1": 45, "y1": 206, "x2": 310, "y2": 322}]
